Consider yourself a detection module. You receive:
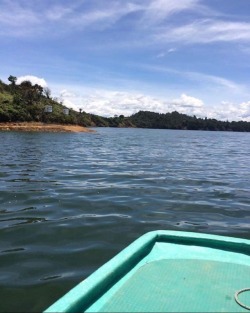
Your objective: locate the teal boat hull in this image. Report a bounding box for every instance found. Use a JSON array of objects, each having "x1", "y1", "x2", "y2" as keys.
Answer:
[{"x1": 45, "y1": 231, "x2": 250, "y2": 312}]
